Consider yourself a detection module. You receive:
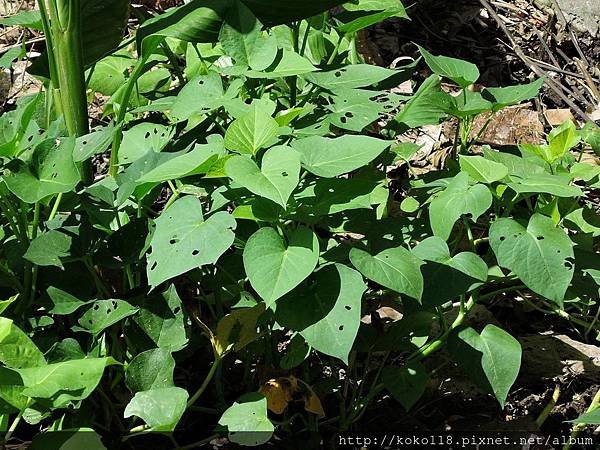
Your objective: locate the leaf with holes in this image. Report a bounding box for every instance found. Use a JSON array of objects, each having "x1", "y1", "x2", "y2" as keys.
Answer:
[
  {"x1": 448, "y1": 324, "x2": 521, "y2": 407},
  {"x1": 224, "y1": 107, "x2": 280, "y2": 155},
  {"x1": 489, "y1": 214, "x2": 574, "y2": 305},
  {"x1": 429, "y1": 172, "x2": 492, "y2": 241},
  {"x1": 243, "y1": 226, "x2": 319, "y2": 306},
  {"x1": 225, "y1": 145, "x2": 300, "y2": 208},
  {"x1": 327, "y1": 89, "x2": 402, "y2": 132},
  {"x1": 349, "y1": 246, "x2": 423, "y2": 300},
  {"x1": 170, "y1": 71, "x2": 226, "y2": 122},
  {"x1": 4, "y1": 137, "x2": 80, "y2": 204},
  {"x1": 124, "y1": 387, "x2": 188, "y2": 431},
  {"x1": 147, "y1": 196, "x2": 237, "y2": 287},
  {"x1": 219, "y1": 392, "x2": 274, "y2": 446},
  {"x1": 291, "y1": 135, "x2": 390, "y2": 178},
  {"x1": 275, "y1": 264, "x2": 366, "y2": 363},
  {"x1": 306, "y1": 64, "x2": 400, "y2": 90},
  {"x1": 119, "y1": 123, "x2": 174, "y2": 165},
  {"x1": 132, "y1": 285, "x2": 188, "y2": 351},
  {"x1": 417, "y1": 45, "x2": 479, "y2": 88},
  {"x1": 382, "y1": 362, "x2": 428, "y2": 411},
  {"x1": 73, "y1": 125, "x2": 116, "y2": 162},
  {"x1": 125, "y1": 348, "x2": 176, "y2": 393},
  {"x1": 77, "y1": 299, "x2": 138, "y2": 336}
]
